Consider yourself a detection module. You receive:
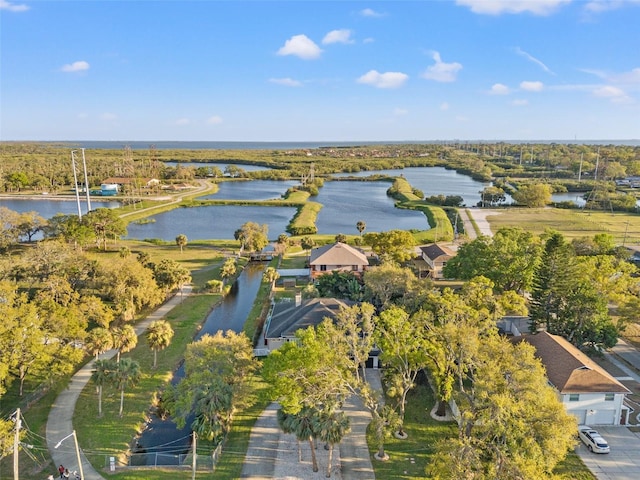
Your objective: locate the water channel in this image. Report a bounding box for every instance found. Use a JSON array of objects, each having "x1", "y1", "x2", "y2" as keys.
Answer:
[{"x1": 134, "y1": 263, "x2": 265, "y2": 465}]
